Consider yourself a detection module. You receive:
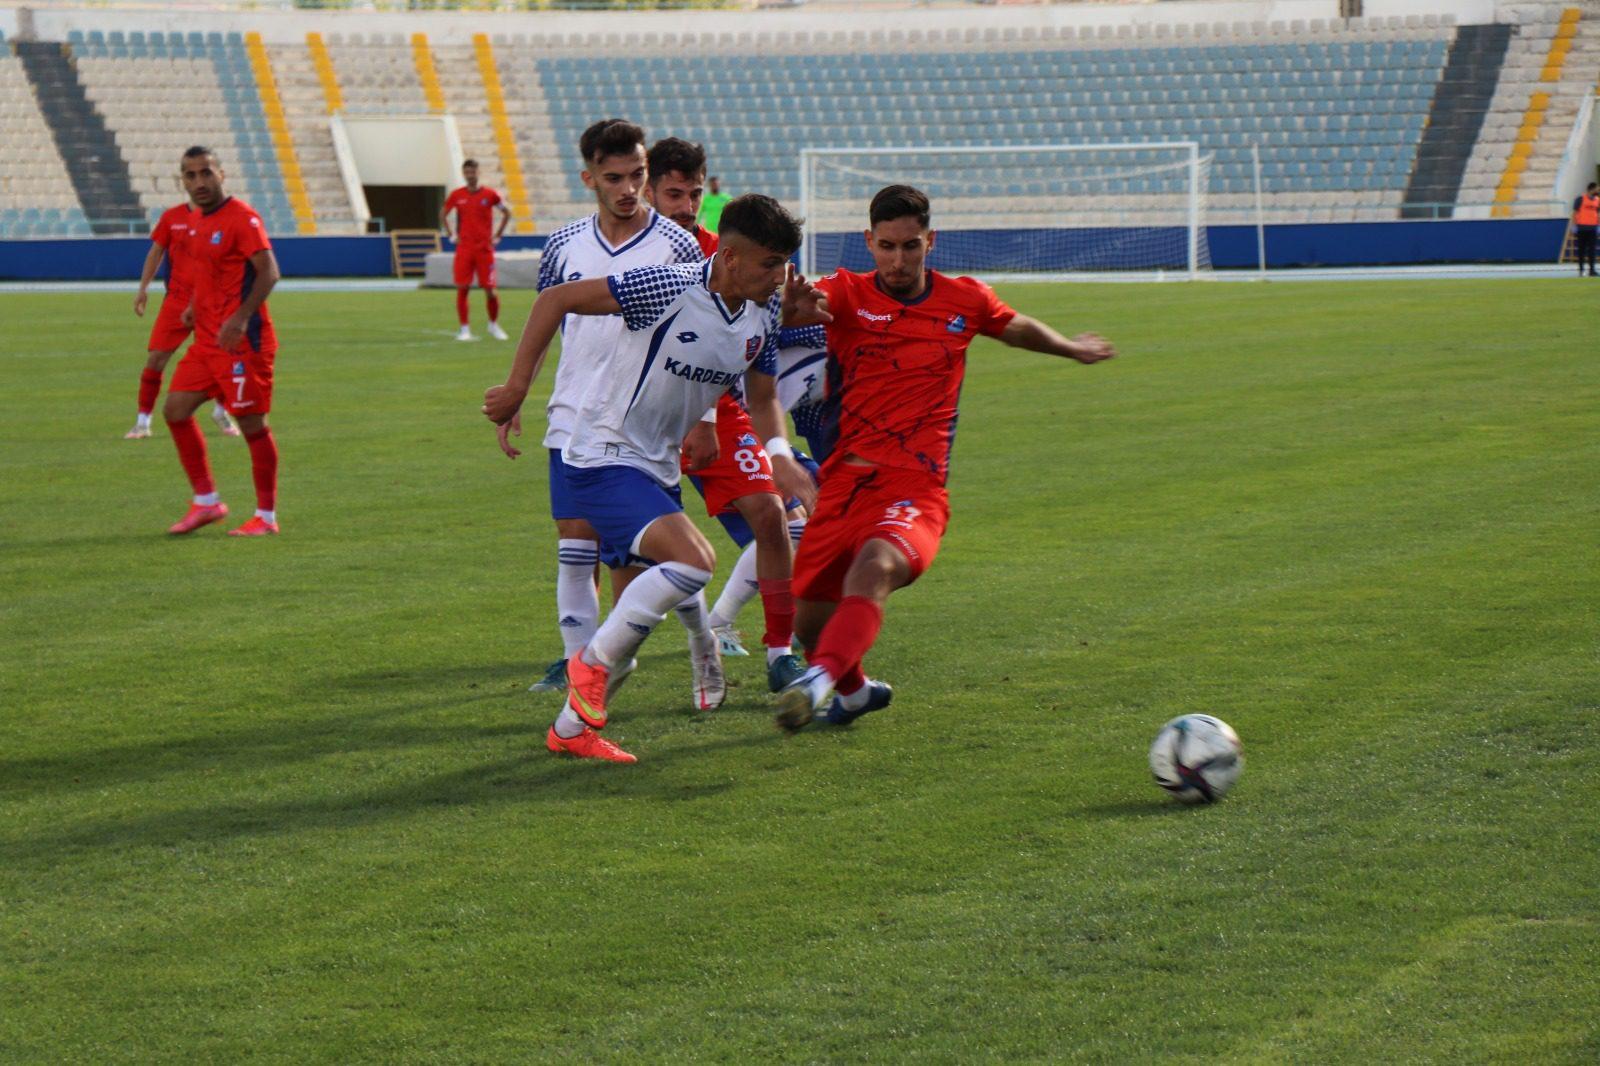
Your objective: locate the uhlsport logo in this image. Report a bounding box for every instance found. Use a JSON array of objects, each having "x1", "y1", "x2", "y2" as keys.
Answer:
[
  {"x1": 737, "y1": 432, "x2": 759, "y2": 448},
  {"x1": 946, "y1": 314, "x2": 967, "y2": 334}
]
